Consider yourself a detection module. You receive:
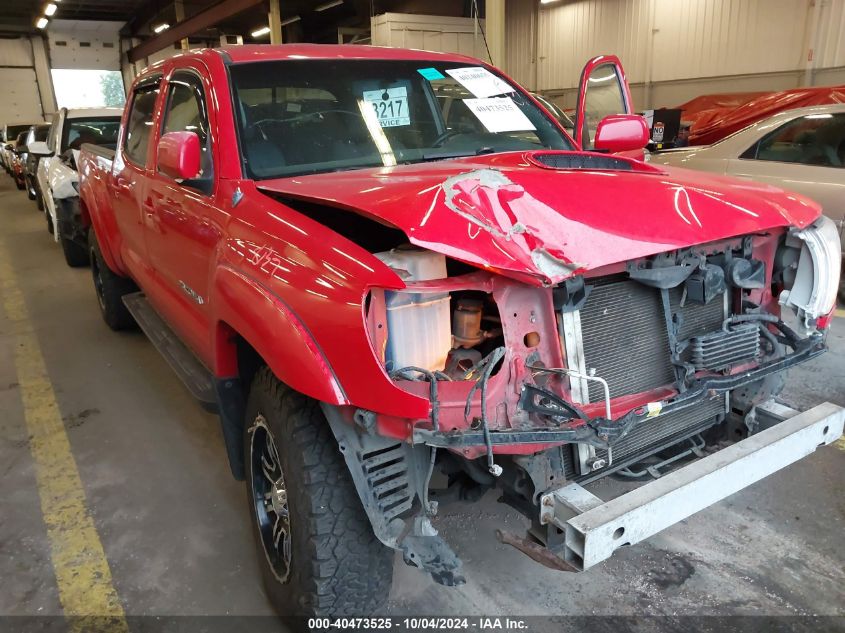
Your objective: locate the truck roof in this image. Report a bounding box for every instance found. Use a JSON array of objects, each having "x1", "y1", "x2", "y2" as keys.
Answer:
[
  {"x1": 65, "y1": 107, "x2": 123, "y2": 119},
  {"x1": 142, "y1": 43, "x2": 482, "y2": 75}
]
